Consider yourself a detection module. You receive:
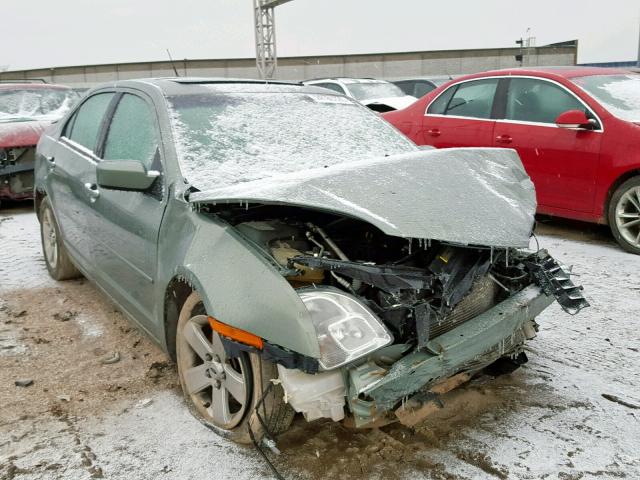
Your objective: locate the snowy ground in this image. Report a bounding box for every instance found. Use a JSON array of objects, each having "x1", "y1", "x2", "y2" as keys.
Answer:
[{"x1": 1, "y1": 203, "x2": 639, "y2": 480}]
